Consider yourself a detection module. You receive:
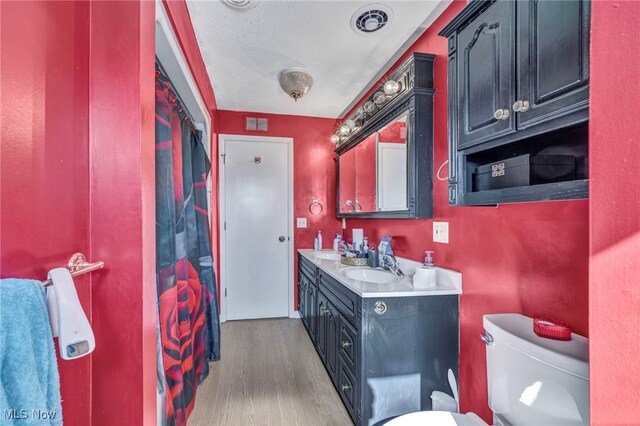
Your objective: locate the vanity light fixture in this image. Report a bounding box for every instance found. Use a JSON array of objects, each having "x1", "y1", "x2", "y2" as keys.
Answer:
[
  {"x1": 339, "y1": 125, "x2": 351, "y2": 136},
  {"x1": 330, "y1": 135, "x2": 340, "y2": 144},
  {"x1": 278, "y1": 67, "x2": 314, "y2": 101}
]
